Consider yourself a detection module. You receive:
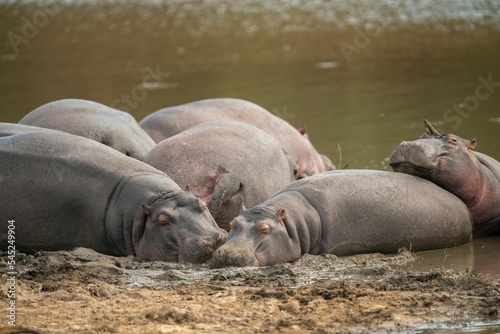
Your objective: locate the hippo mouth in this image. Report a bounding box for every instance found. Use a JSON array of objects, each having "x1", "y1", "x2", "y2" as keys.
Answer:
[
  {"x1": 389, "y1": 161, "x2": 435, "y2": 178},
  {"x1": 209, "y1": 244, "x2": 259, "y2": 268},
  {"x1": 167, "y1": 237, "x2": 181, "y2": 262}
]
